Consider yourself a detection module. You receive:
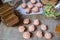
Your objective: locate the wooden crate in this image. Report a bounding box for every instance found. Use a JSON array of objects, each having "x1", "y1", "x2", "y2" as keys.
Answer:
[
  {"x1": 0, "y1": 0, "x2": 3, "y2": 21},
  {"x1": 0, "y1": 3, "x2": 11, "y2": 16},
  {"x1": 0, "y1": 0, "x2": 3, "y2": 7},
  {"x1": 0, "y1": 3, "x2": 19, "y2": 26}
]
